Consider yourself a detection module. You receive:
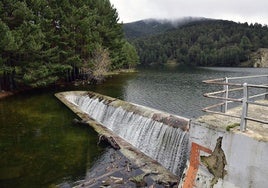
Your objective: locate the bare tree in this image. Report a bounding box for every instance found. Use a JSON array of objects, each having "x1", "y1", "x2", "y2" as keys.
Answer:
[{"x1": 91, "y1": 46, "x2": 111, "y2": 83}]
